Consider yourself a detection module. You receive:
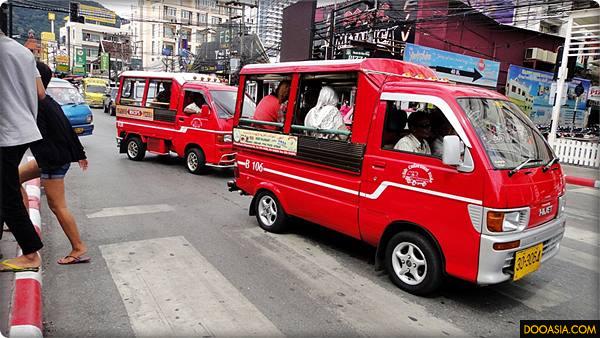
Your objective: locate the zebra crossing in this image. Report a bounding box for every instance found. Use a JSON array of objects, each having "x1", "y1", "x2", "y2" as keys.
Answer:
[{"x1": 97, "y1": 187, "x2": 598, "y2": 336}]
